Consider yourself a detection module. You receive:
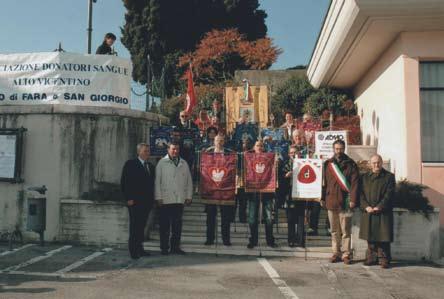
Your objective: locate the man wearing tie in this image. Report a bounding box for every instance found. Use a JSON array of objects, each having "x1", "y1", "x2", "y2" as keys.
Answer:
[{"x1": 121, "y1": 143, "x2": 155, "y2": 259}]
